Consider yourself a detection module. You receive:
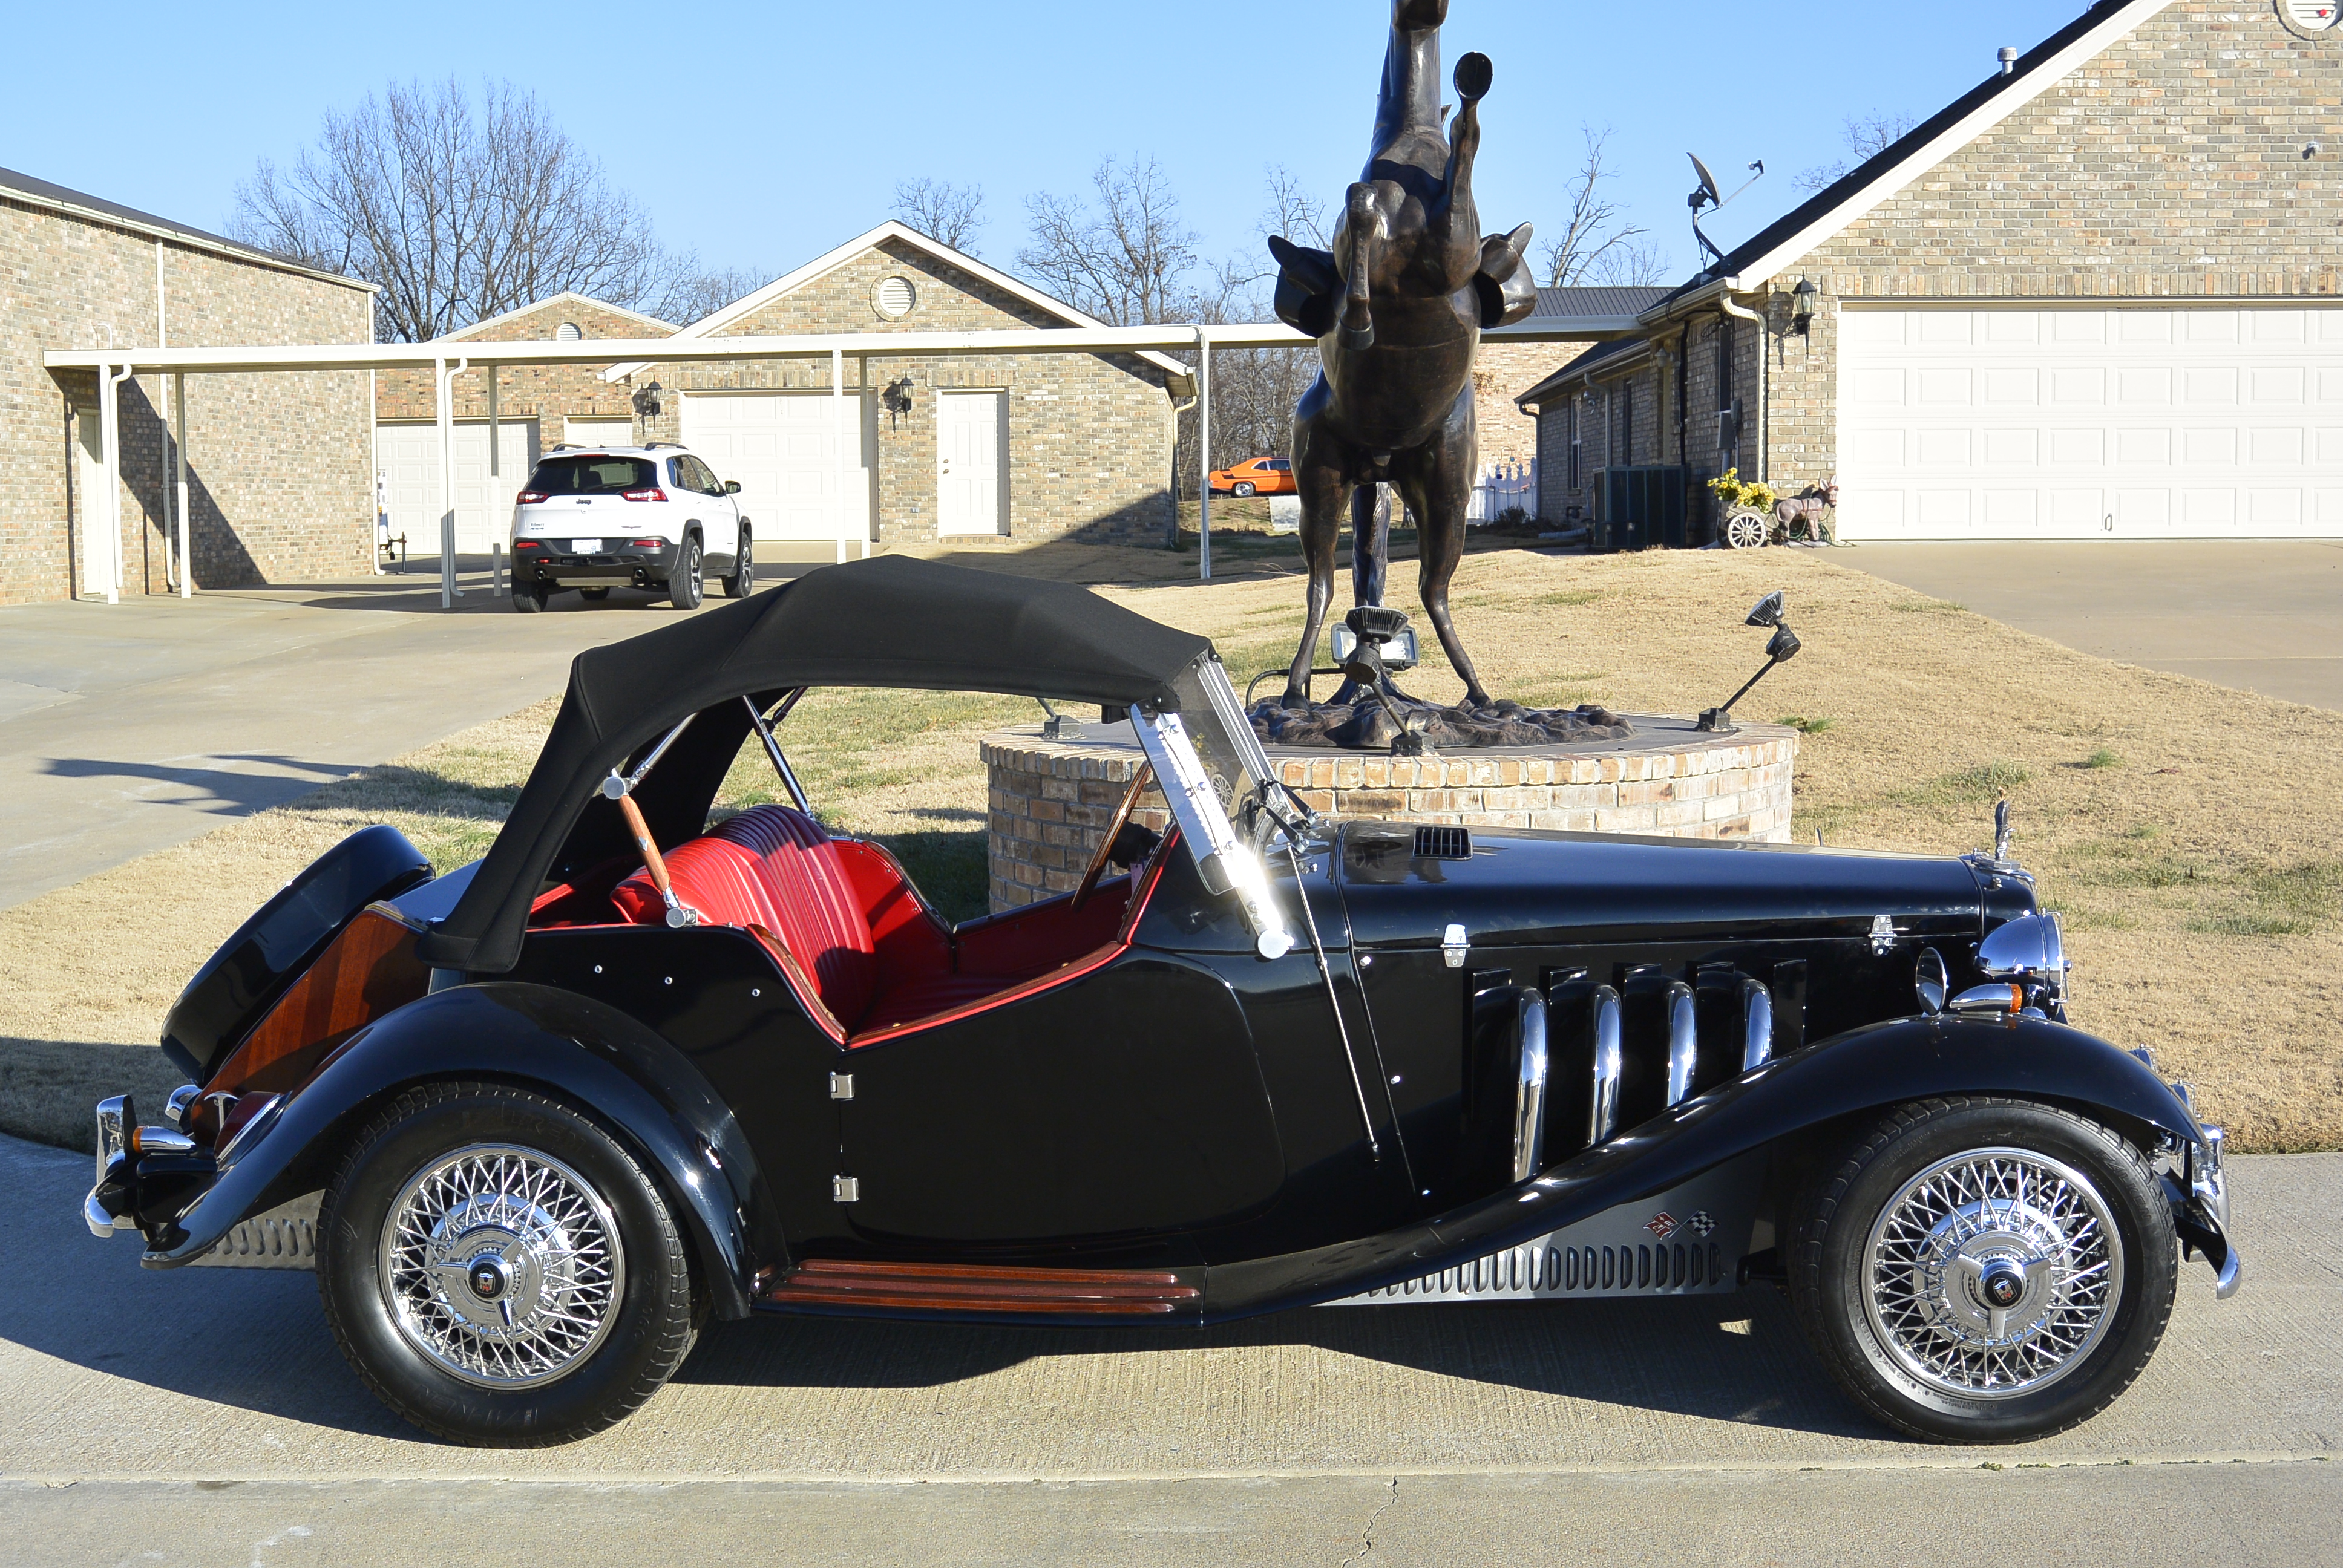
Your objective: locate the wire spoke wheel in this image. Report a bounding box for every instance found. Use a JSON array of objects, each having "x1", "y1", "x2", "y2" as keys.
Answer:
[
  {"x1": 1863, "y1": 1146, "x2": 2122, "y2": 1400},
  {"x1": 379, "y1": 1144, "x2": 626, "y2": 1390}
]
